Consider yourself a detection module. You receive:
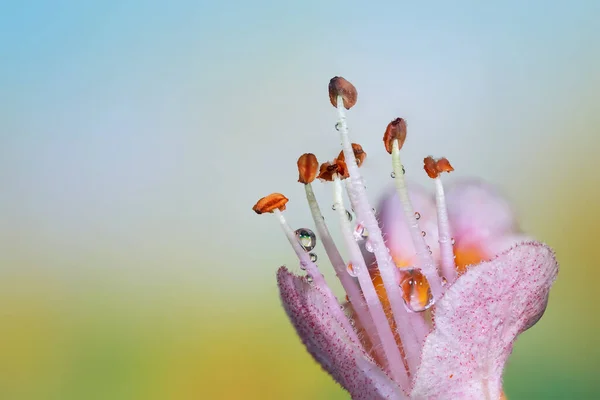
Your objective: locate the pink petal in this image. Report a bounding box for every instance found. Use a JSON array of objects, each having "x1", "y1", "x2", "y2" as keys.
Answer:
[
  {"x1": 411, "y1": 242, "x2": 558, "y2": 400},
  {"x1": 446, "y1": 180, "x2": 518, "y2": 245},
  {"x1": 376, "y1": 184, "x2": 440, "y2": 265},
  {"x1": 277, "y1": 267, "x2": 405, "y2": 400}
]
